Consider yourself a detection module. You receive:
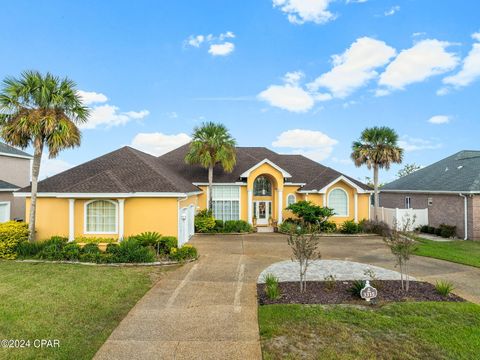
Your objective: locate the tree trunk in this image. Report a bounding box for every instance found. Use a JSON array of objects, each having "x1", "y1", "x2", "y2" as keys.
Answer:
[
  {"x1": 373, "y1": 165, "x2": 379, "y2": 221},
  {"x1": 28, "y1": 140, "x2": 43, "y2": 242},
  {"x1": 208, "y1": 165, "x2": 213, "y2": 211}
]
